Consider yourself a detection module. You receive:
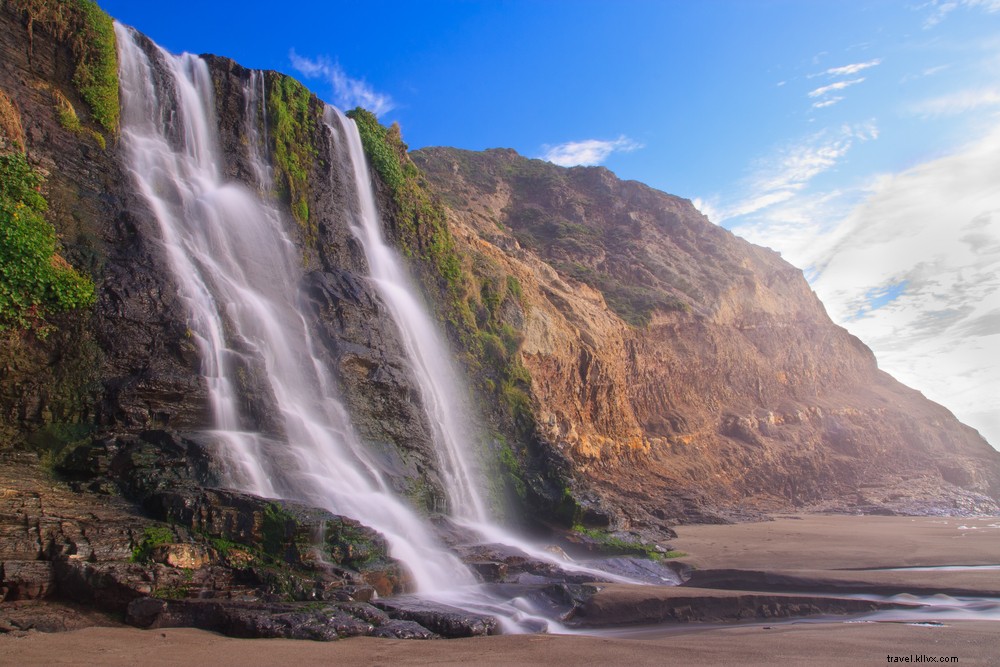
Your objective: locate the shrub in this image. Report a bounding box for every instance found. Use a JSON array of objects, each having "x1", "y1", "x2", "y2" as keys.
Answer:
[{"x1": 0, "y1": 153, "x2": 95, "y2": 331}]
